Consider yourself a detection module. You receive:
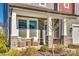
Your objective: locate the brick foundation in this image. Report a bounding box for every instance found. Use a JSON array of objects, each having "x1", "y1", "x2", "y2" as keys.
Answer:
[{"x1": 10, "y1": 36, "x2": 39, "y2": 49}]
